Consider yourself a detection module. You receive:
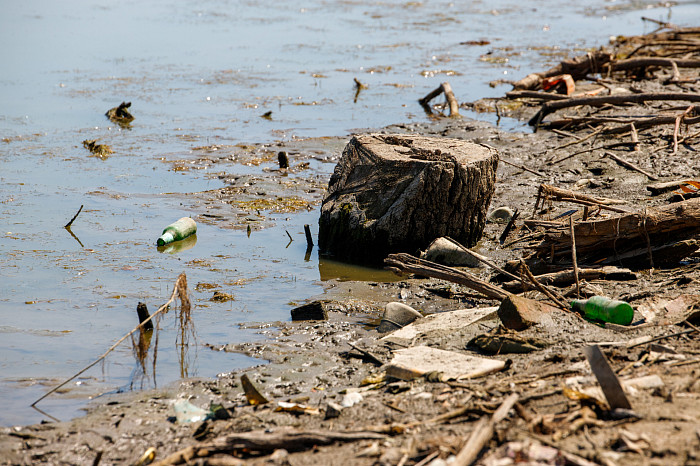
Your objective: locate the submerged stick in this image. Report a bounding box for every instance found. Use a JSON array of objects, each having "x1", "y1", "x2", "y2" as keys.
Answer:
[
  {"x1": 419, "y1": 82, "x2": 460, "y2": 117},
  {"x1": 64, "y1": 205, "x2": 84, "y2": 228},
  {"x1": 31, "y1": 273, "x2": 189, "y2": 407},
  {"x1": 304, "y1": 224, "x2": 313, "y2": 249}
]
